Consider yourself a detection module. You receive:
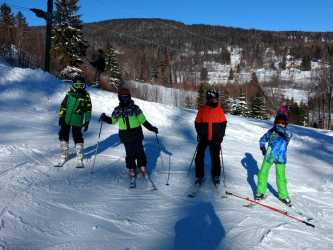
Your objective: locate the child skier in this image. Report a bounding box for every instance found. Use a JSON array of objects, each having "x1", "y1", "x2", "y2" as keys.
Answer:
[
  {"x1": 194, "y1": 89, "x2": 227, "y2": 186},
  {"x1": 57, "y1": 75, "x2": 92, "y2": 168},
  {"x1": 256, "y1": 113, "x2": 292, "y2": 205},
  {"x1": 99, "y1": 88, "x2": 158, "y2": 188}
]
